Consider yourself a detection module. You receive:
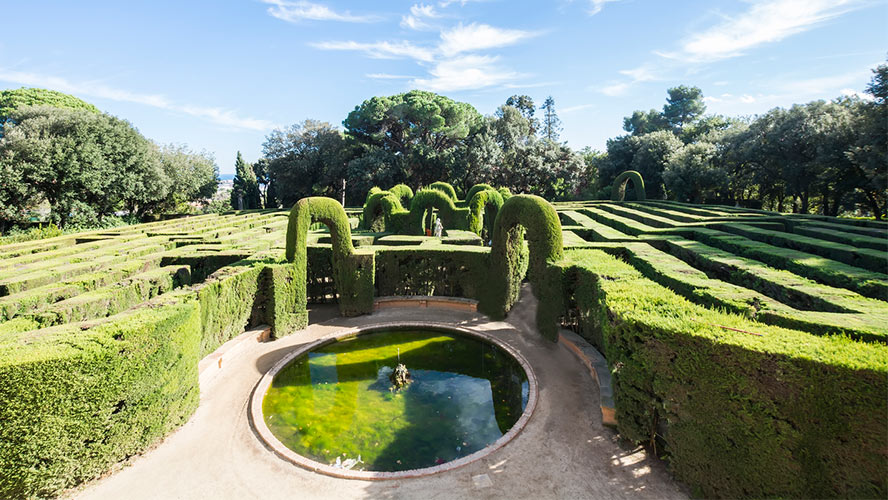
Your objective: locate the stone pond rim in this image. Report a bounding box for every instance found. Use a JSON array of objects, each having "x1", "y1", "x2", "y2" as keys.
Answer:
[{"x1": 247, "y1": 321, "x2": 539, "y2": 480}]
